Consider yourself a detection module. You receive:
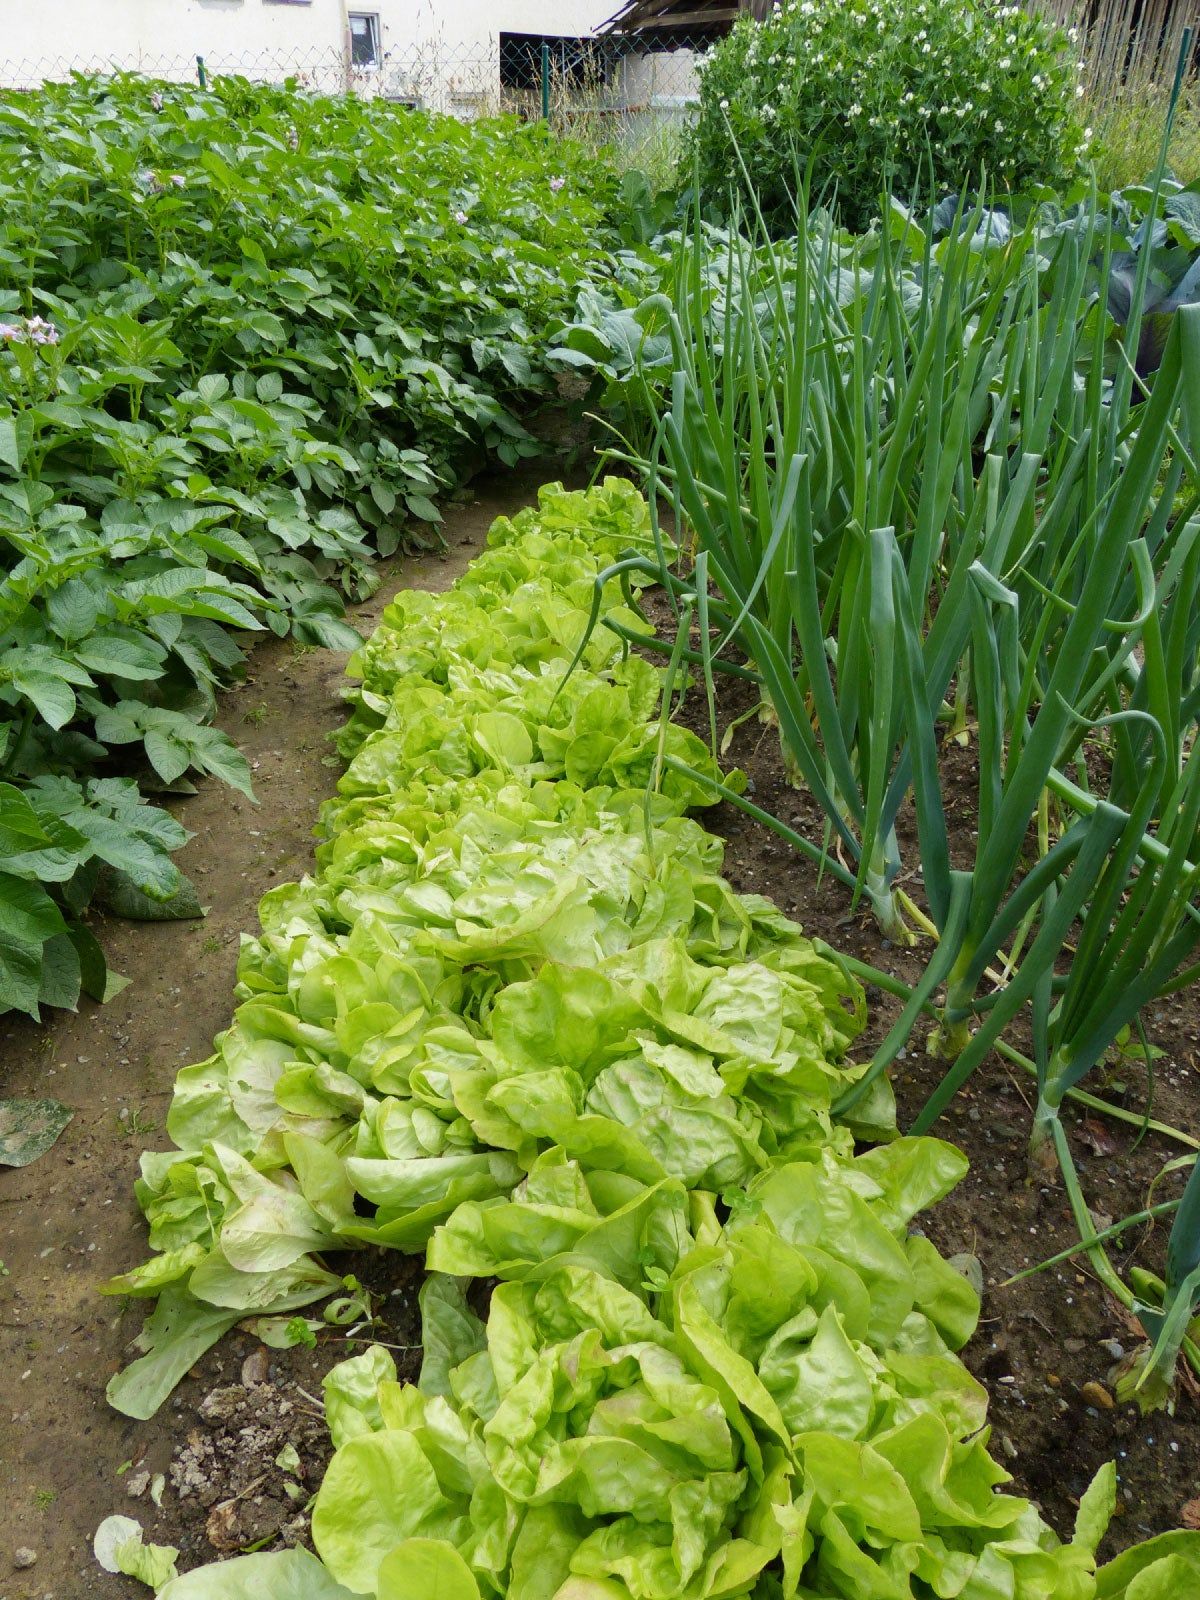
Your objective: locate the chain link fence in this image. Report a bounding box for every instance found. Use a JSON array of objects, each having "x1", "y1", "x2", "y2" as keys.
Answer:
[
  {"x1": 0, "y1": 36, "x2": 709, "y2": 176},
  {"x1": 8, "y1": 13, "x2": 1190, "y2": 191}
]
